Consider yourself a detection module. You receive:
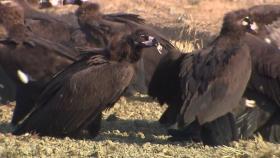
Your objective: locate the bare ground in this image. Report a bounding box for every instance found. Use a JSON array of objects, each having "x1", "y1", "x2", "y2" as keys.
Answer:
[{"x1": 1, "y1": 0, "x2": 280, "y2": 157}]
